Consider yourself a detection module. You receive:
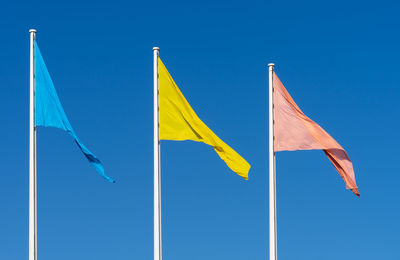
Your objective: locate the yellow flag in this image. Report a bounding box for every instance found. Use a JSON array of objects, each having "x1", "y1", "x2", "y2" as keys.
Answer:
[{"x1": 158, "y1": 58, "x2": 250, "y2": 179}]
